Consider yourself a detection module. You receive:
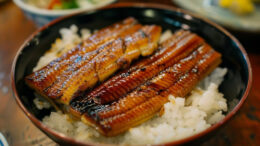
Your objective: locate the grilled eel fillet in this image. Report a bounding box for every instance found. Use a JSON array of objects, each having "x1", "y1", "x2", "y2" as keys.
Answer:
[
  {"x1": 70, "y1": 30, "x2": 201, "y2": 116},
  {"x1": 26, "y1": 17, "x2": 137, "y2": 92},
  {"x1": 70, "y1": 31, "x2": 221, "y2": 136},
  {"x1": 25, "y1": 19, "x2": 162, "y2": 105}
]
